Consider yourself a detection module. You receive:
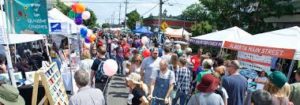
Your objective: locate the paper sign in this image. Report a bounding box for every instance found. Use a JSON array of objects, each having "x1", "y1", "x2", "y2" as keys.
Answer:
[{"x1": 238, "y1": 51, "x2": 272, "y2": 72}]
